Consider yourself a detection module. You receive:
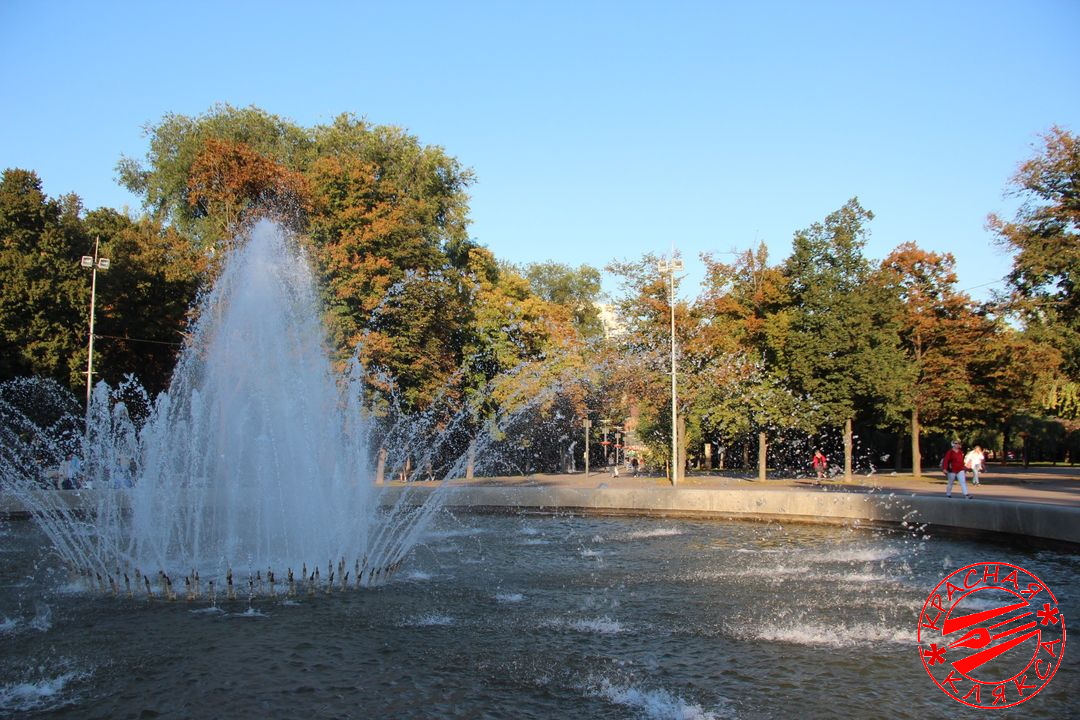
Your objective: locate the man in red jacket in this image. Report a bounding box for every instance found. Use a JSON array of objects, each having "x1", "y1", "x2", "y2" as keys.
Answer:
[{"x1": 941, "y1": 439, "x2": 970, "y2": 499}]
